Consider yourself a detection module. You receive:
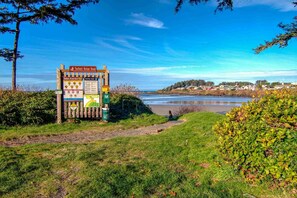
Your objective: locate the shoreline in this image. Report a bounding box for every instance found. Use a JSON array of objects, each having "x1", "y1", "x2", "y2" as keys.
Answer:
[
  {"x1": 148, "y1": 104, "x2": 235, "y2": 116},
  {"x1": 143, "y1": 90, "x2": 260, "y2": 98}
]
